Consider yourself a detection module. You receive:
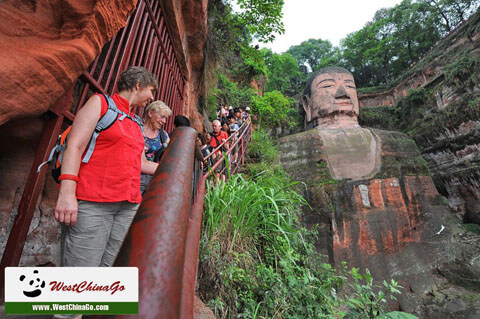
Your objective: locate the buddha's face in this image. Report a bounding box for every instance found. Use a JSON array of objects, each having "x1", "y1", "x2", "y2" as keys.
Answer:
[{"x1": 303, "y1": 71, "x2": 359, "y2": 128}]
